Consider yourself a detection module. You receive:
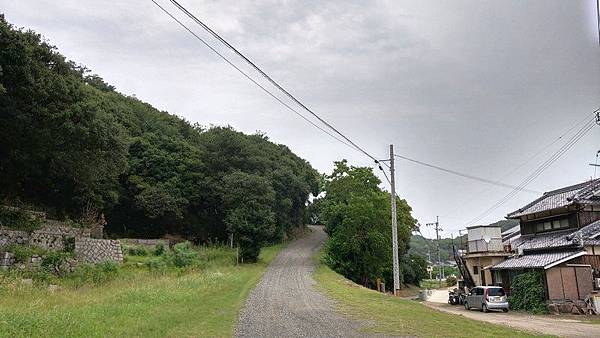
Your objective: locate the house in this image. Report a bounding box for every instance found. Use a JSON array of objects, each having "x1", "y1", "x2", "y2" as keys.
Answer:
[
  {"x1": 455, "y1": 224, "x2": 512, "y2": 288},
  {"x1": 489, "y1": 178, "x2": 600, "y2": 307}
]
